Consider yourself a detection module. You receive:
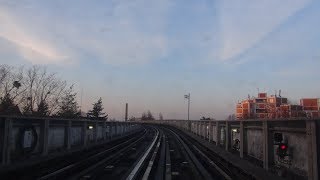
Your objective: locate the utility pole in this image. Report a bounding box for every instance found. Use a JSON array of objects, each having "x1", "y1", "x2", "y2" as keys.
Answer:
[
  {"x1": 125, "y1": 103, "x2": 128, "y2": 121},
  {"x1": 184, "y1": 93, "x2": 190, "y2": 121}
]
